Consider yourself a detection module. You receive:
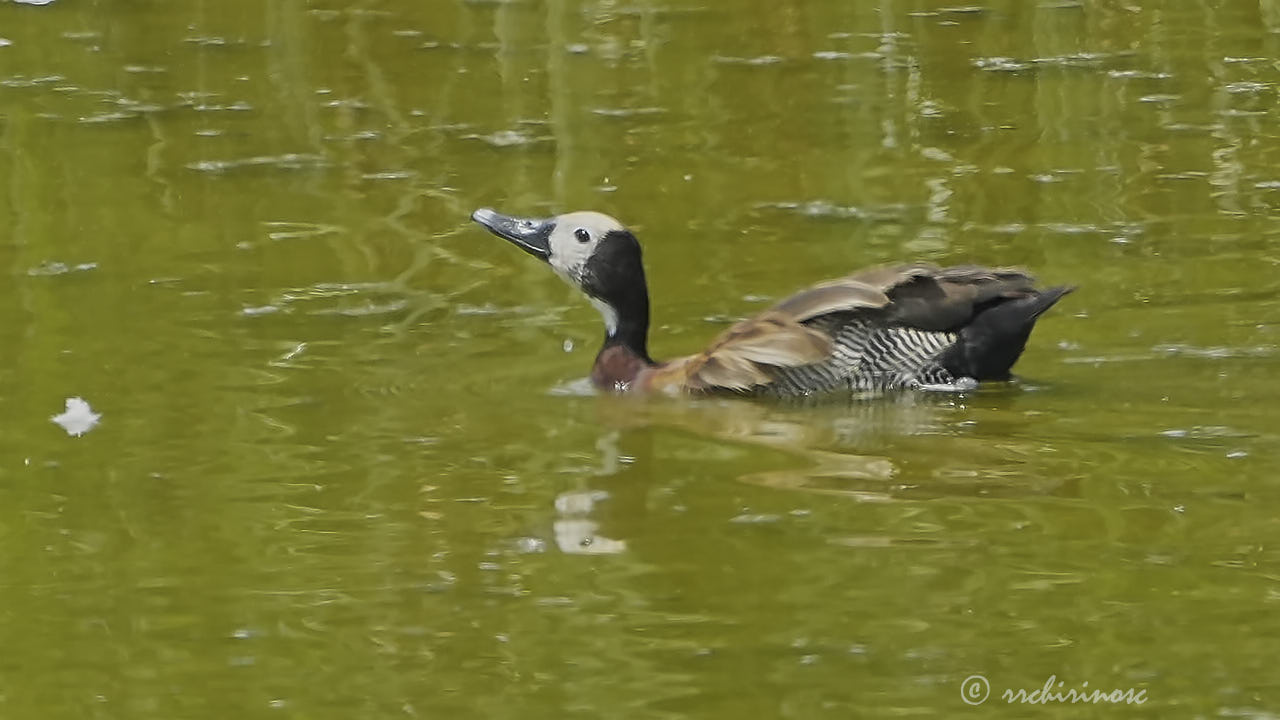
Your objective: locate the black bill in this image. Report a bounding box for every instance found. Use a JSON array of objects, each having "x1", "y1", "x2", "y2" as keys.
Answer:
[{"x1": 471, "y1": 208, "x2": 553, "y2": 261}]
